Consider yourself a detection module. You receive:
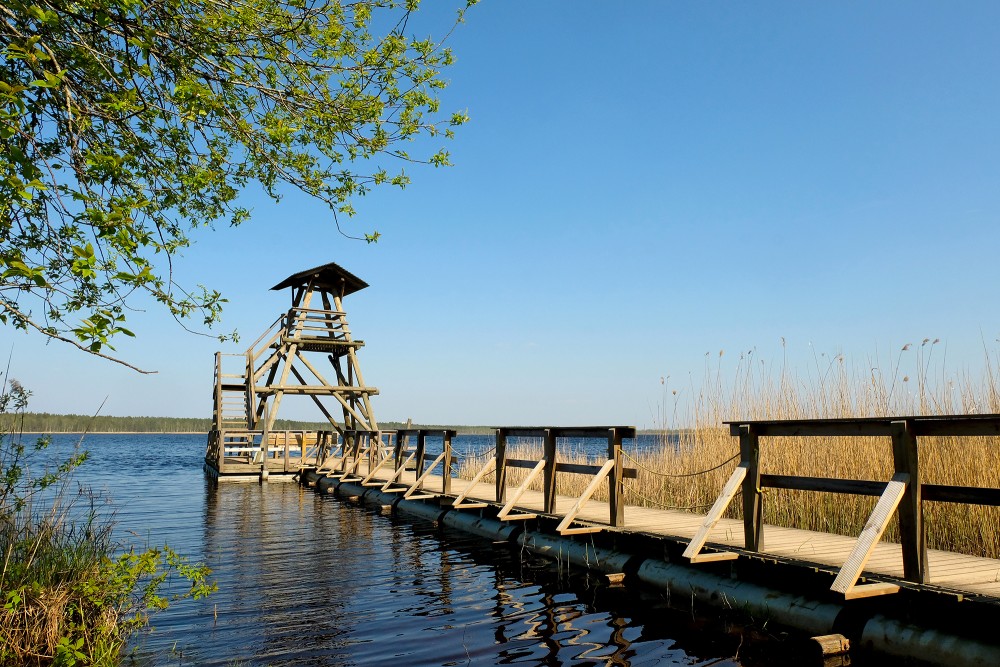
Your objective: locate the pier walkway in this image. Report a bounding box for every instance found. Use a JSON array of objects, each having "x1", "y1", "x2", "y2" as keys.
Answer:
[{"x1": 297, "y1": 417, "x2": 1000, "y2": 606}]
